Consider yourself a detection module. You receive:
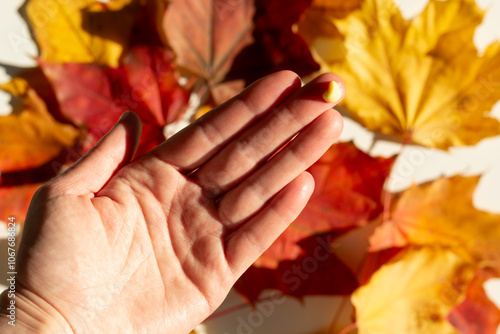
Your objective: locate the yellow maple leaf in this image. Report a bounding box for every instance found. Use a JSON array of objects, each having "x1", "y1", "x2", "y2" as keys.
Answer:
[
  {"x1": 352, "y1": 247, "x2": 475, "y2": 334},
  {"x1": 26, "y1": 0, "x2": 138, "y2": 66},
  {"x1": 0, "y1": 78, "x2": 80, "y2": 172},
  {"x1": 369, "y1": 176, "x2": 500, "y2": 267},
  {"x1": 317, "y1": 0, "x2": 500, "y2": 150}
]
